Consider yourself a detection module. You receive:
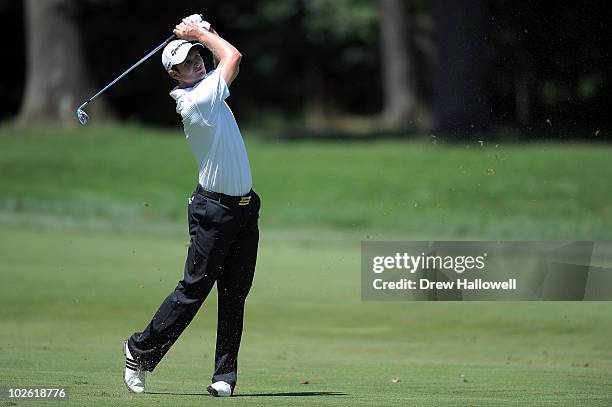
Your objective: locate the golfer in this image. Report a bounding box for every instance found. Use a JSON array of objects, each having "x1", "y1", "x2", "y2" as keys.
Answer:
[{"x1": 123, "y1": 15, "x2": 260, "y2": 397}]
